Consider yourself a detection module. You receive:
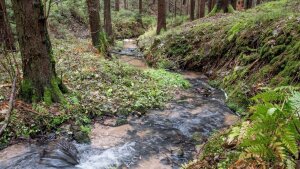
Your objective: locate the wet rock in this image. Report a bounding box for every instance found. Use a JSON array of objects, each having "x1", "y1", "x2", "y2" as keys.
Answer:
[
  {"x1": 40, "y1": 139, "x2": 80, "y2": 167},
  {"x1": 172, "y1": 148, "x2": 184, "y2": 157}
]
